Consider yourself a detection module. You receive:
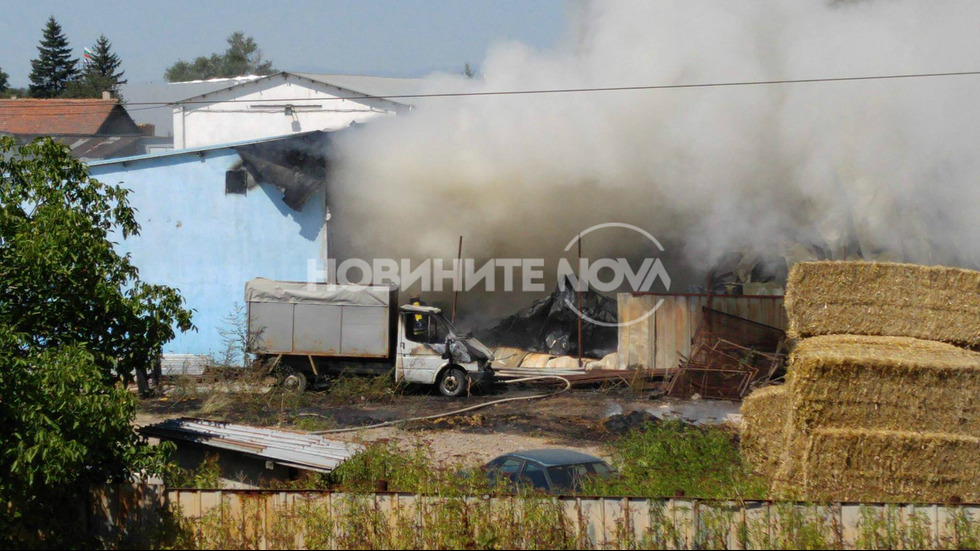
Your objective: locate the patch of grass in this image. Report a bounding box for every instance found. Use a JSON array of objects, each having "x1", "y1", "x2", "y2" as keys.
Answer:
[
  {"x1": 292, "y1": 414, "x2": 338, "y2": 432},
  {"x1": 584, "y1": 420, "x2": 768, "y2": 499},
  {"x1": 325, "y1": 370, "x2": 402, "y2": 404},
  {"x1": 326, "y1": 440, "x2": 499, "y2": 495}
]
